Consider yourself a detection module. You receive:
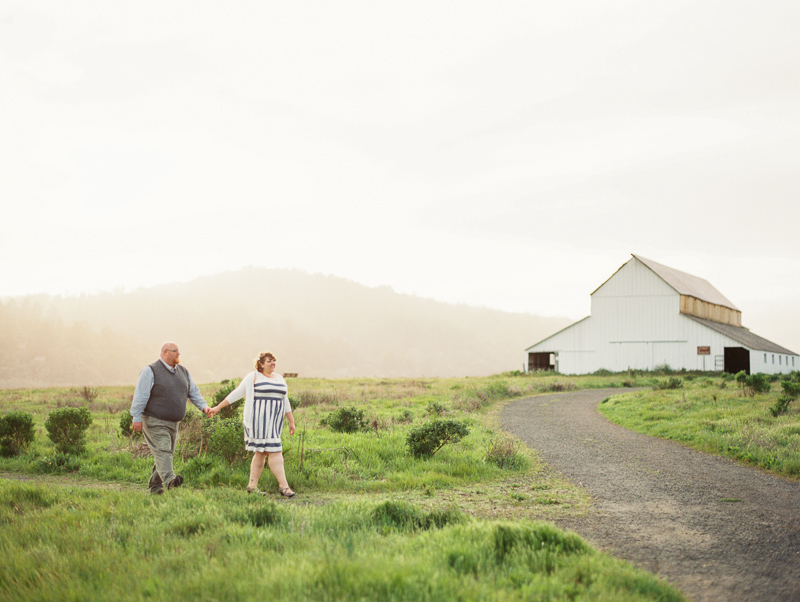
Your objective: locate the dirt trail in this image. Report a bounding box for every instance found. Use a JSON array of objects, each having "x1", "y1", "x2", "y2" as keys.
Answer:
[{"x1": 500, "y1": 388, "x2": 800, "y2": 602}]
